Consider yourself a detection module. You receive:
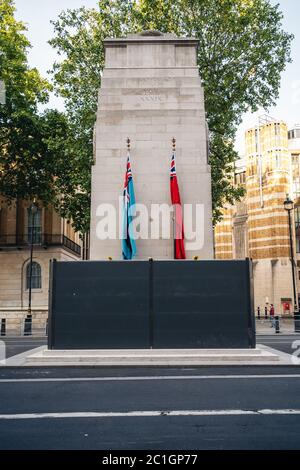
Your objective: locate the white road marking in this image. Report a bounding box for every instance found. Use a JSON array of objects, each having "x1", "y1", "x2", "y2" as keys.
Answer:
[
  {"x1": 263, "y1": 341, "x2": 294, "y2": 345},
  {"x1": 0, "y1": 374, "x2": 300, "y2": 383},
  {"x1": 0, "y1": 409, "x2": 300, "y2": 420}
]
